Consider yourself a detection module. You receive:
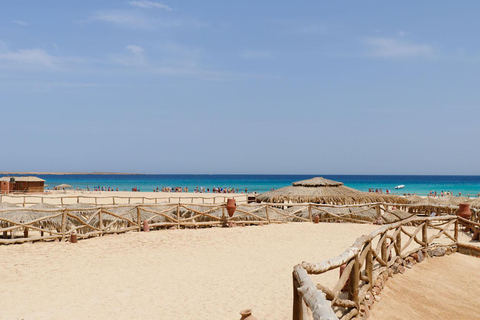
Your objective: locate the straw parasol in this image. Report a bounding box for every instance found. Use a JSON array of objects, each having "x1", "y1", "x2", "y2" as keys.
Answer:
[
  {"x1": 255, "y1": 177, "x2": 406, "y2": 205},
  {"x1": 54, "y1": 184, "x2": 73, "y2": 190}
]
